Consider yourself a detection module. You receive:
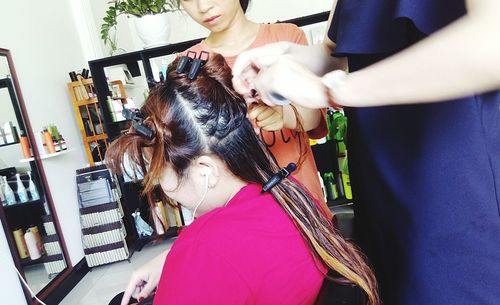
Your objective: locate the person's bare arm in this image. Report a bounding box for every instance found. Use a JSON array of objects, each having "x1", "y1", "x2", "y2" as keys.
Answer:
[{"x1": 335, "y1": 0, "x2": 500, "y2": 107}]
